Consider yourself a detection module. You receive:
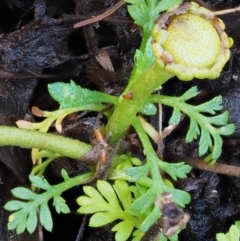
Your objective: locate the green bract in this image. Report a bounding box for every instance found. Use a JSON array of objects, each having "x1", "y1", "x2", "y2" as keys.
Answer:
[{"x1": 152, "y1": 2, "x2": 233, "y2": 80}]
